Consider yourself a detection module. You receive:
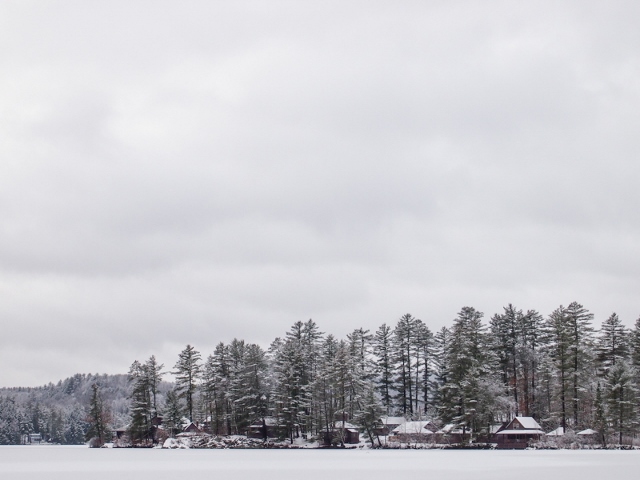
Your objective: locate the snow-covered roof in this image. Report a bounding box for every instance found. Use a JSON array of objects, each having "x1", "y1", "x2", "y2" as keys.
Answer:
[
  {"x1": 391, "y1": 421, "x2": 435, "y2": 435},
  {"x1": 511, "y1": 417, "x2": 542, "y2": 430},
  {"x1": 183, "y1": 421, "x2": 201, "y2": 431},
  {"x1": 334, "y1": 421, "x2": 358, "y2": 430},
  {"x1": 577, "y1": 428, "x2": 597, "y2": 435},
  {"x1": 380, "y1": 416, "x2": 406, "y2": 426},
  {"x1": 495, "y1": 429, "x2": 543, "y2": 435},
  {"x1": 546, "y1": 427, "x2": 564, "y2": 436},
  {"x1": 490, "y1": 424, "x2": 504, "y2": 434},
  {"x1": 438, "y1": 424, "x2": 467, "y2": 434},
  {"x1": 248, "y1": 417, "x2": 279, "y2": 427}
]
